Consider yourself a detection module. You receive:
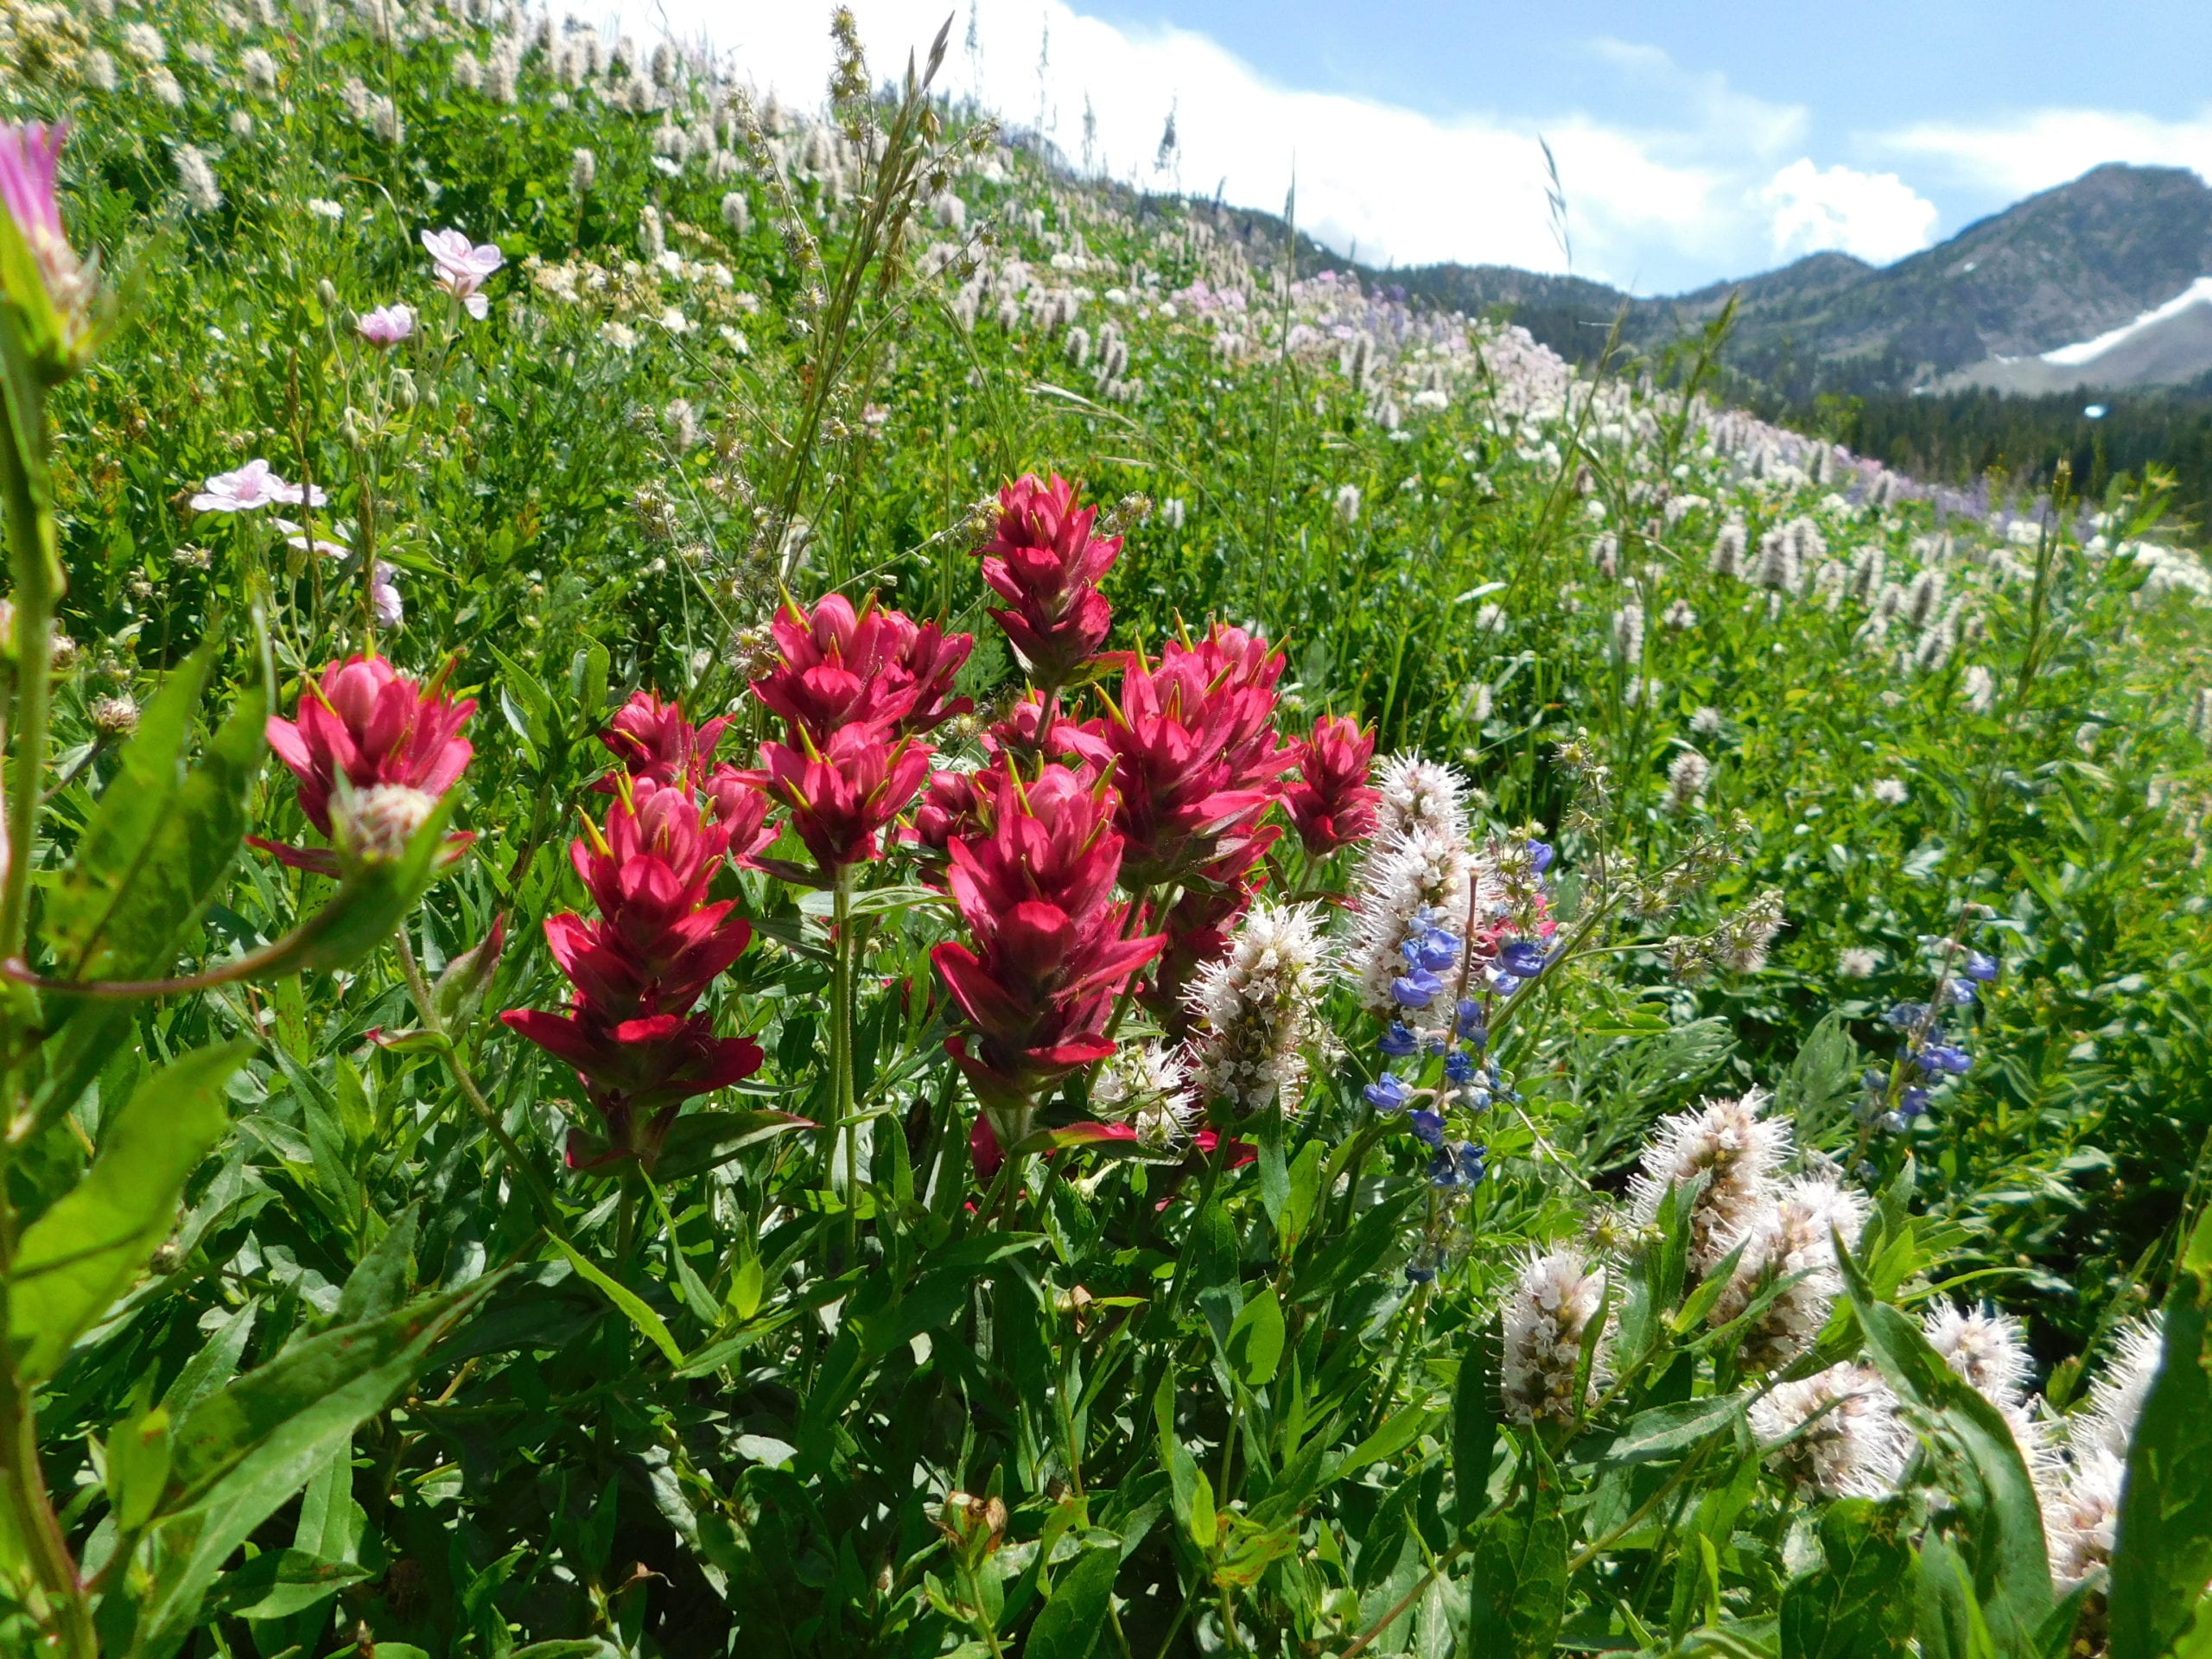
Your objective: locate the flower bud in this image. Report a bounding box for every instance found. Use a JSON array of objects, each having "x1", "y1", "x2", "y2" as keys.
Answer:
[
  {"x1": 390, "y1": 366, "x2": 417, "y2": 410},
  {"x1": 90, "y1": 694, "x2": 140, "y2": 737},
  {"x1": 335, "y1": 783, "x2": 437, "y2": 864},
  {"x1": 318, "y1": 276, "x2": 339, "y2": 309}
]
